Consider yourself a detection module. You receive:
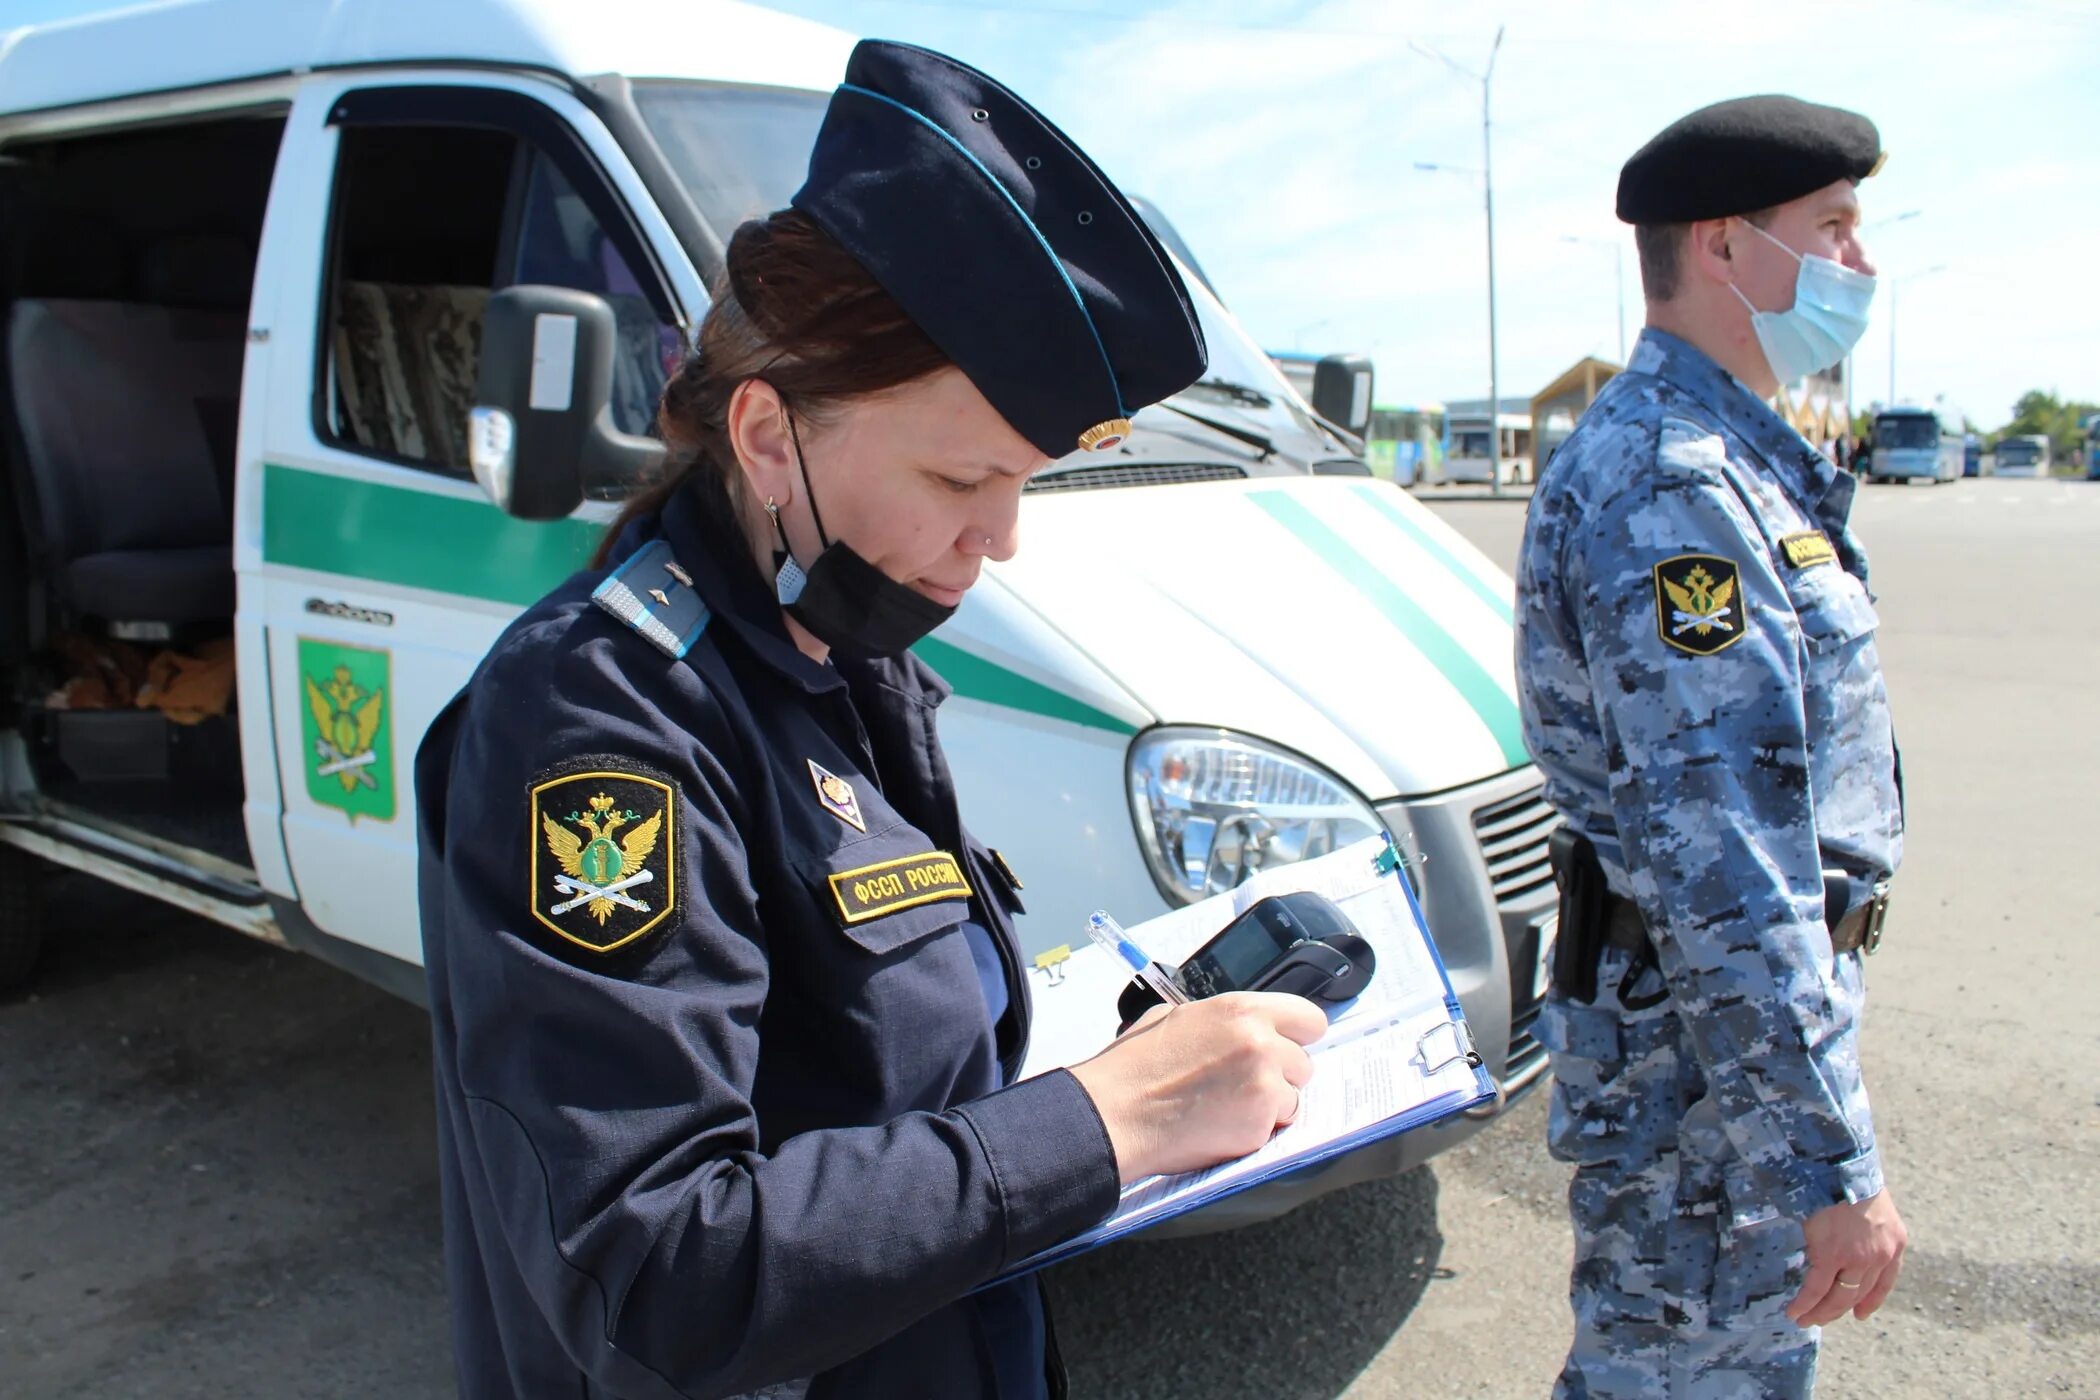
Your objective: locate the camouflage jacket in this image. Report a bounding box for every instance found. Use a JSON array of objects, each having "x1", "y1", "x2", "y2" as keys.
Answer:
[{"x1": 1516, "y1": 327, "x2": 1903, "y2": 1219}]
